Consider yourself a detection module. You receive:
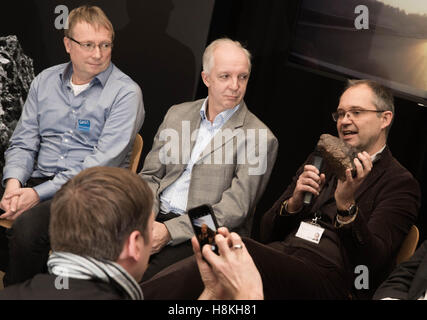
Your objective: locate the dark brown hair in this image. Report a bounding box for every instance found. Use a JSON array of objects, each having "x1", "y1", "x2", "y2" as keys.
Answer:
[{"x1": 50, "y1": 167, "x2": 153, "y2": 261}]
